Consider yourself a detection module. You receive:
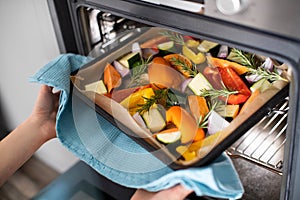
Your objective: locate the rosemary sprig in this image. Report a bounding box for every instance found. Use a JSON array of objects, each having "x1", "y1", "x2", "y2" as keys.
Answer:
[
  {"x1": 197, "y1": 101, "x2": 218, "y2": 129},
  {"x1": 228, "y1": 48, "x2": 287, "y2": 82},
  {"x1": 136, "y1": 88, "x2": 169, "y2": 114},
  {"x1": 200, "y1": 88, "x2": 238, "y2": 100},
  {"x1": 127, "y1": 56, "x2": 152, "y2": 87},
  {"x1": 160, "y1": 31, "x2": 185, "y2": 45},
  {"x1": 227, "y1": 48, "x2": 259, "y2": 68},
  {"x1": 248, "y1": 67, "x2": 288, "y2": 82},
  {"x1": 170, "y1": 57, "x2": 198, "y2": 77}
]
